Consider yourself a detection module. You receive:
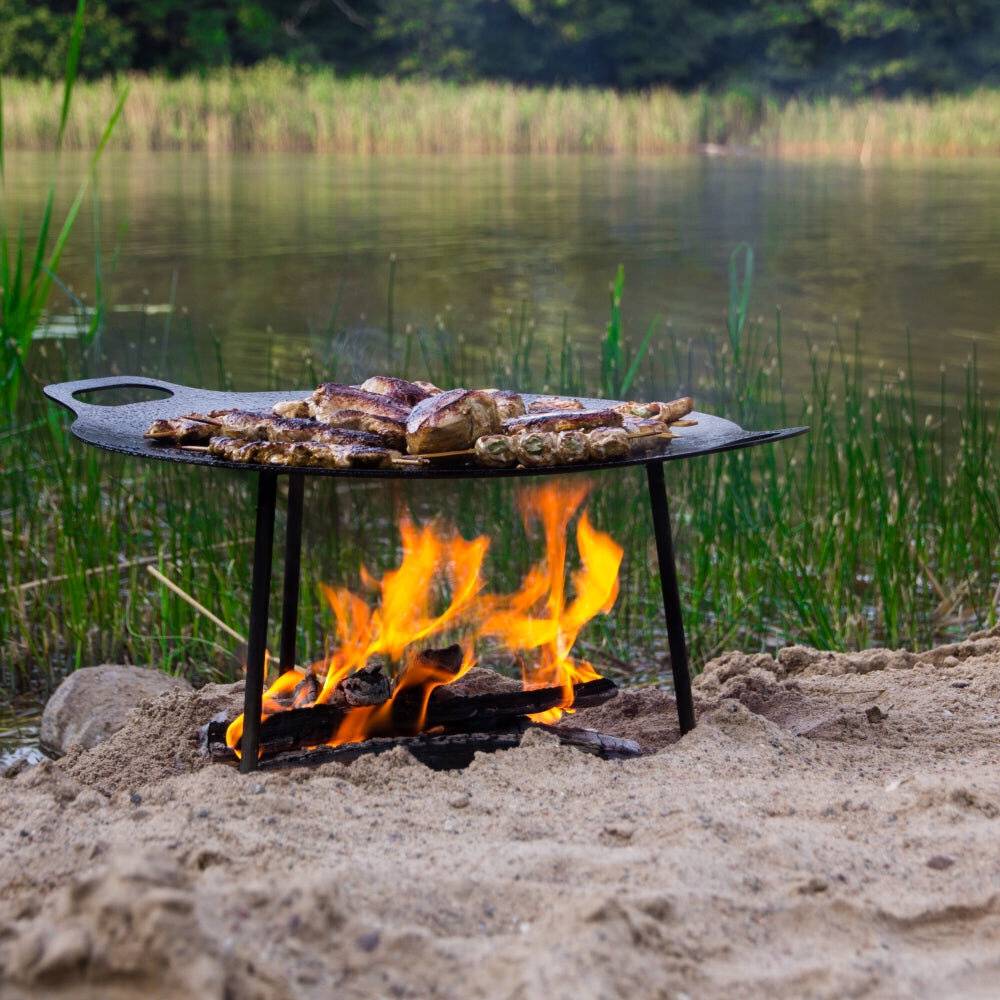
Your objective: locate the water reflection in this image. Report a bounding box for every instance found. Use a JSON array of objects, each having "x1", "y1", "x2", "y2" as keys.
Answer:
[{"x1": 7, "y1": 151, "x2": 999, "y2": 404}]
